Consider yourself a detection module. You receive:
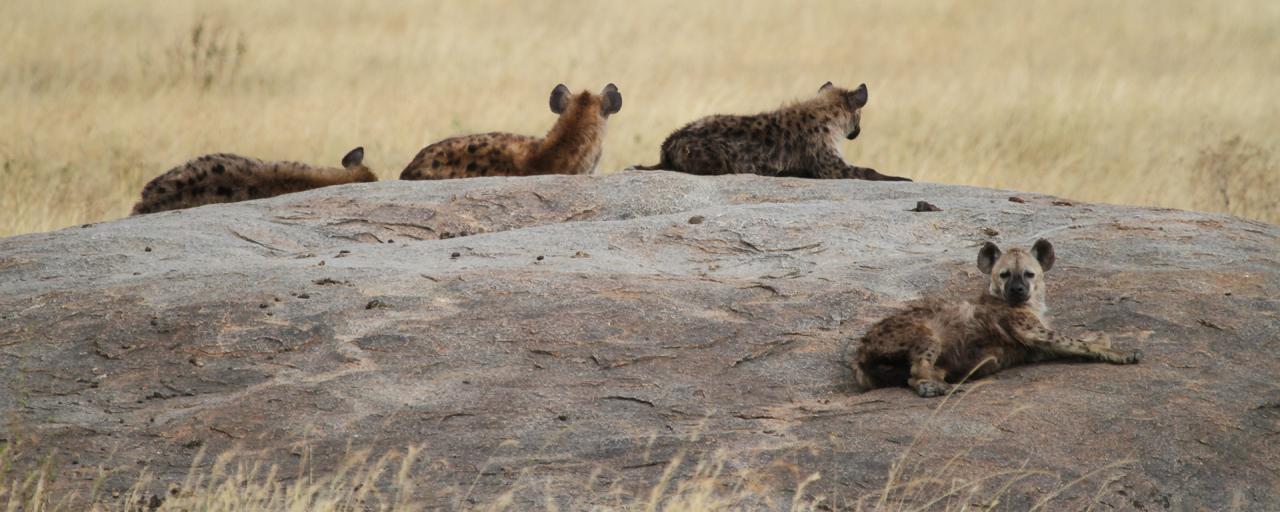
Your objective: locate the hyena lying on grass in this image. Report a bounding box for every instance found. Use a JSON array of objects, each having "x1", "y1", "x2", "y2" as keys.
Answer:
[
  {"x1": 132, "y1": 147, "x2": 374, "y2": 215},
  {"x1": 400, "y1": 84, "x2": 622, "y2": 180},
  {"x1": 632, "y1": 82, "x2": 909, "y2": 181},
  {"x1": 849, "y1": 239, "x2": 1141, "y2": 397}
]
